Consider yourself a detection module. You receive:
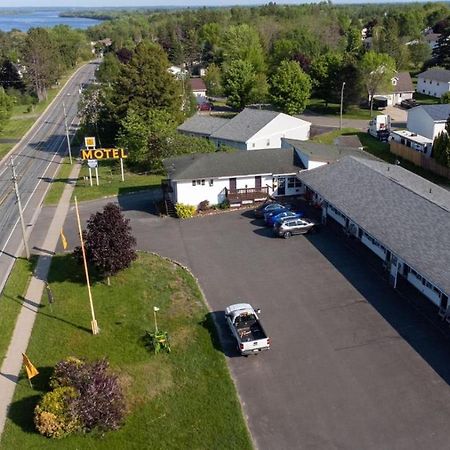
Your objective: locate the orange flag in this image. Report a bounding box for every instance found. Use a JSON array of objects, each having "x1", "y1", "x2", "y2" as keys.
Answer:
[{"x1": 22, "y1": 353, "x2": 39, "y2": 380}]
